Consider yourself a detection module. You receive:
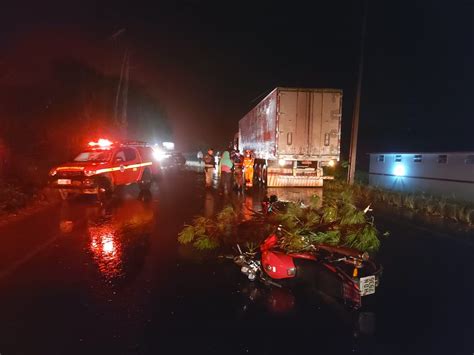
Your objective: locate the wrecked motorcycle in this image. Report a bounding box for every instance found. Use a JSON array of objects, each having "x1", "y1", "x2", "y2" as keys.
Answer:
[{"x1": 229, "y1": 232, "x2": 382, "y2": 310}]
